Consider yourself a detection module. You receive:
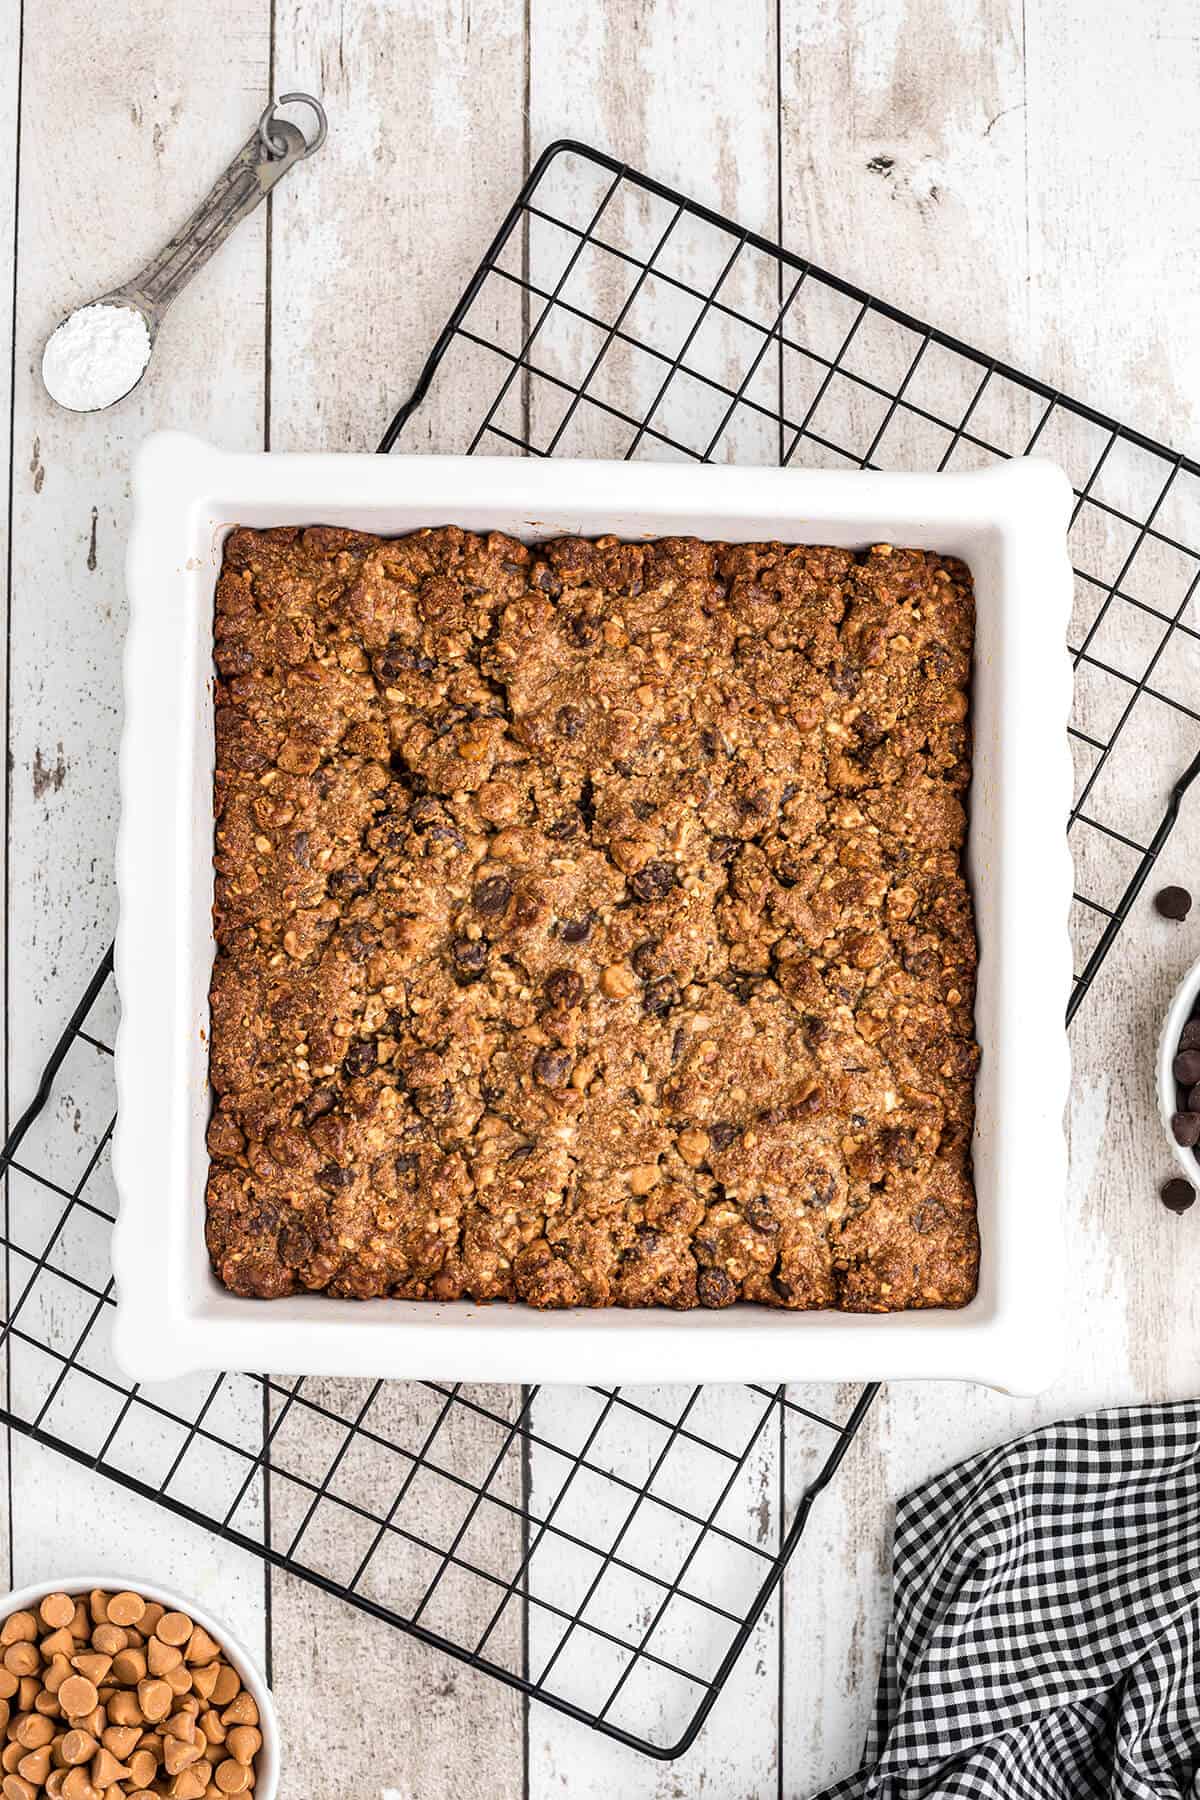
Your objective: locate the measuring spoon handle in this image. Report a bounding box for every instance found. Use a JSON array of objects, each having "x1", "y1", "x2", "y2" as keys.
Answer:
[{"x1": 112, "y1": 94, "x2": 326, "y2": 323}]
